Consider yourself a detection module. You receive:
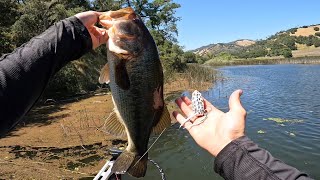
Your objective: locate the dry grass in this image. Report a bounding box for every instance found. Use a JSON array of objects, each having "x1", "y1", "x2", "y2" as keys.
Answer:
[
  {"x1": 234, "y1": 39, "x2": 255, "y2": 47},
  {"x1": 296, "y1": 43, "x2": 315, "y2": 50},
  {"x1": 0, "y1": 71, "x2": 217, "y2": 179},
  {"x1": 293, "y1": 46, "x2": 320, "y2": 57},
  {"x1": 0, "y1": 93, "x2": 127, "y2": 179},
  {"x1": 291, "y1": 25, "x2": 320, "y2": 37},
  {"x1": 0, "y1": 94, "x2": 115, "y2": 147}
]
